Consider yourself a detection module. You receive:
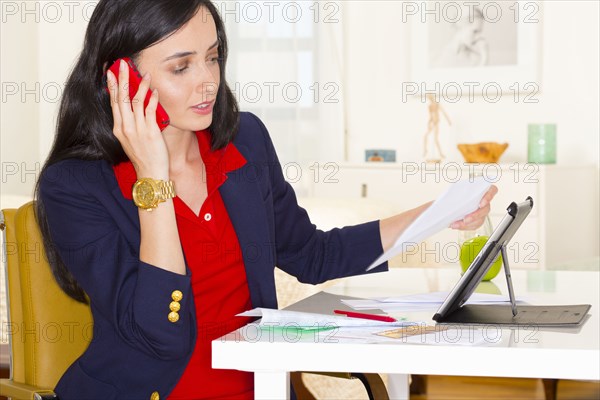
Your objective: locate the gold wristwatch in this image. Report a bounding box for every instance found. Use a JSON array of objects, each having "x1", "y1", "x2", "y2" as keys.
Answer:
[{"x1": 132, "y1": 178, "x2": 176, "y2": 211}]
